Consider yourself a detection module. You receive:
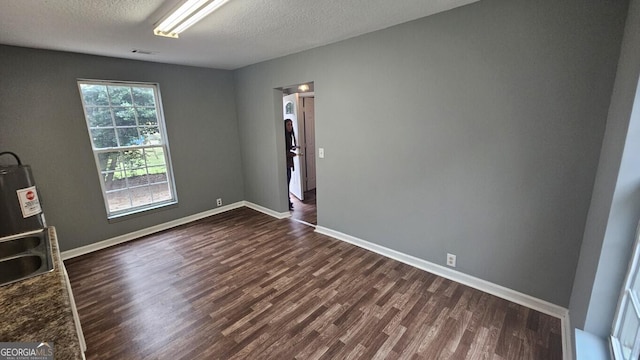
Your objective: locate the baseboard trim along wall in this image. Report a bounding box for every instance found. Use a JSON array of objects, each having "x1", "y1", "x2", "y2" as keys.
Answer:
[
  {"x1": 243, "y1": 201, "x2": 291, "y2": 219},
  {"x1": 60, "y1": 201, "x2": 290, "y2": 260},
  {"x1": 60, "y1": 202, "x2": 245, "y2": 260},
  {"x1": 314, "y1": 225, "x2": 573, "y2": 360}
]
